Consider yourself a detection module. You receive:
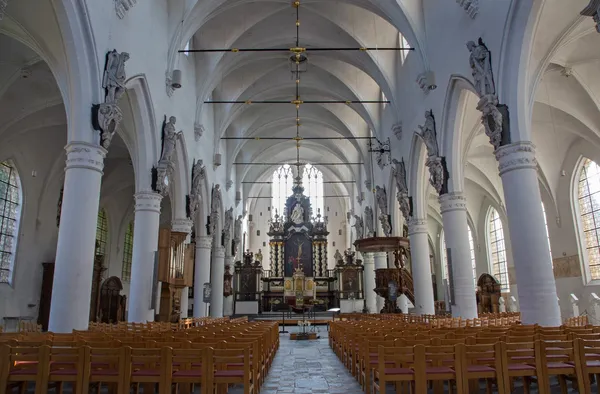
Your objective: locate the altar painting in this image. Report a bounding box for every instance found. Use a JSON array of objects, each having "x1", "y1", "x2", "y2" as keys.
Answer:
[{"x1": 284, "y1": 232, "x2": 313, "y2": 277}]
